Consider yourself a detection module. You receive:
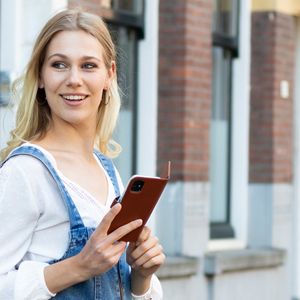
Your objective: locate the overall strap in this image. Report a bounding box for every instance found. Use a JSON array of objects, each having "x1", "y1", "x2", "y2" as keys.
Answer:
[
  {"x1": 1, "y1": 145, "x2": 84, "y2": 230},
  {"x1": 93, "y1": 150, "x2": 121, "y2": 198}
]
